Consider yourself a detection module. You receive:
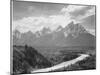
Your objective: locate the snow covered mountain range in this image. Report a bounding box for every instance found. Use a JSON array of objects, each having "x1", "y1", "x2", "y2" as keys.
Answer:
[{"x1": 13, "y1": 21, "x2": 96, "y2": 47}]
